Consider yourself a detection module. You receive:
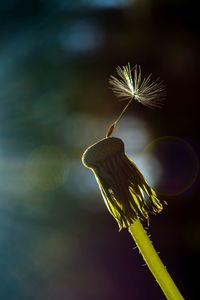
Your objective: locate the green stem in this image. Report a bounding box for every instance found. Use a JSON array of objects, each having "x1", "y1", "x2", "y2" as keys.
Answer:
[{"x1": 129, "y1": 219, "x2": 184, "y2": 300}]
